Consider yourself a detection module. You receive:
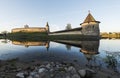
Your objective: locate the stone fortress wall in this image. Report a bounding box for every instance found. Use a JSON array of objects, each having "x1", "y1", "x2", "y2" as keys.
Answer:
[
  {"x1": 12, "y1": 27, "x2": 46, "y2": 33},
  {"x1": 49, "y1": 28, "x2": 82, "y2": 35},
  {"x1": 12, "y1": 22, "x2": 49, "y2": 33},
  {"x1": 49, "y1": 12, "x2": 100, "y2": 36},
  {"x1": 11, "y1": 12, "x2": 100, "y2": 37}
]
